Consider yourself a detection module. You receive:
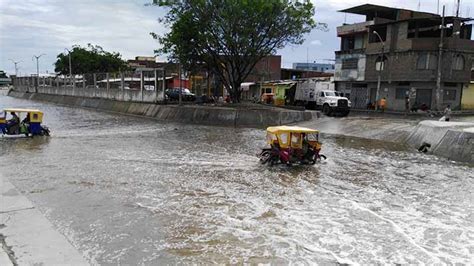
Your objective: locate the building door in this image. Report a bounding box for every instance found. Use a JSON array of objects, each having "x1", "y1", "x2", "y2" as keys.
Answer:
[
  {"x1": 369, "y1": 88, "x2": 377, "y2": 105},
  {"x1": 415, "y1": 89, "x2": 432, "y2": 108},
  {"x1": 350, "y1": 87, "x2": 368, "y2": 109}
]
